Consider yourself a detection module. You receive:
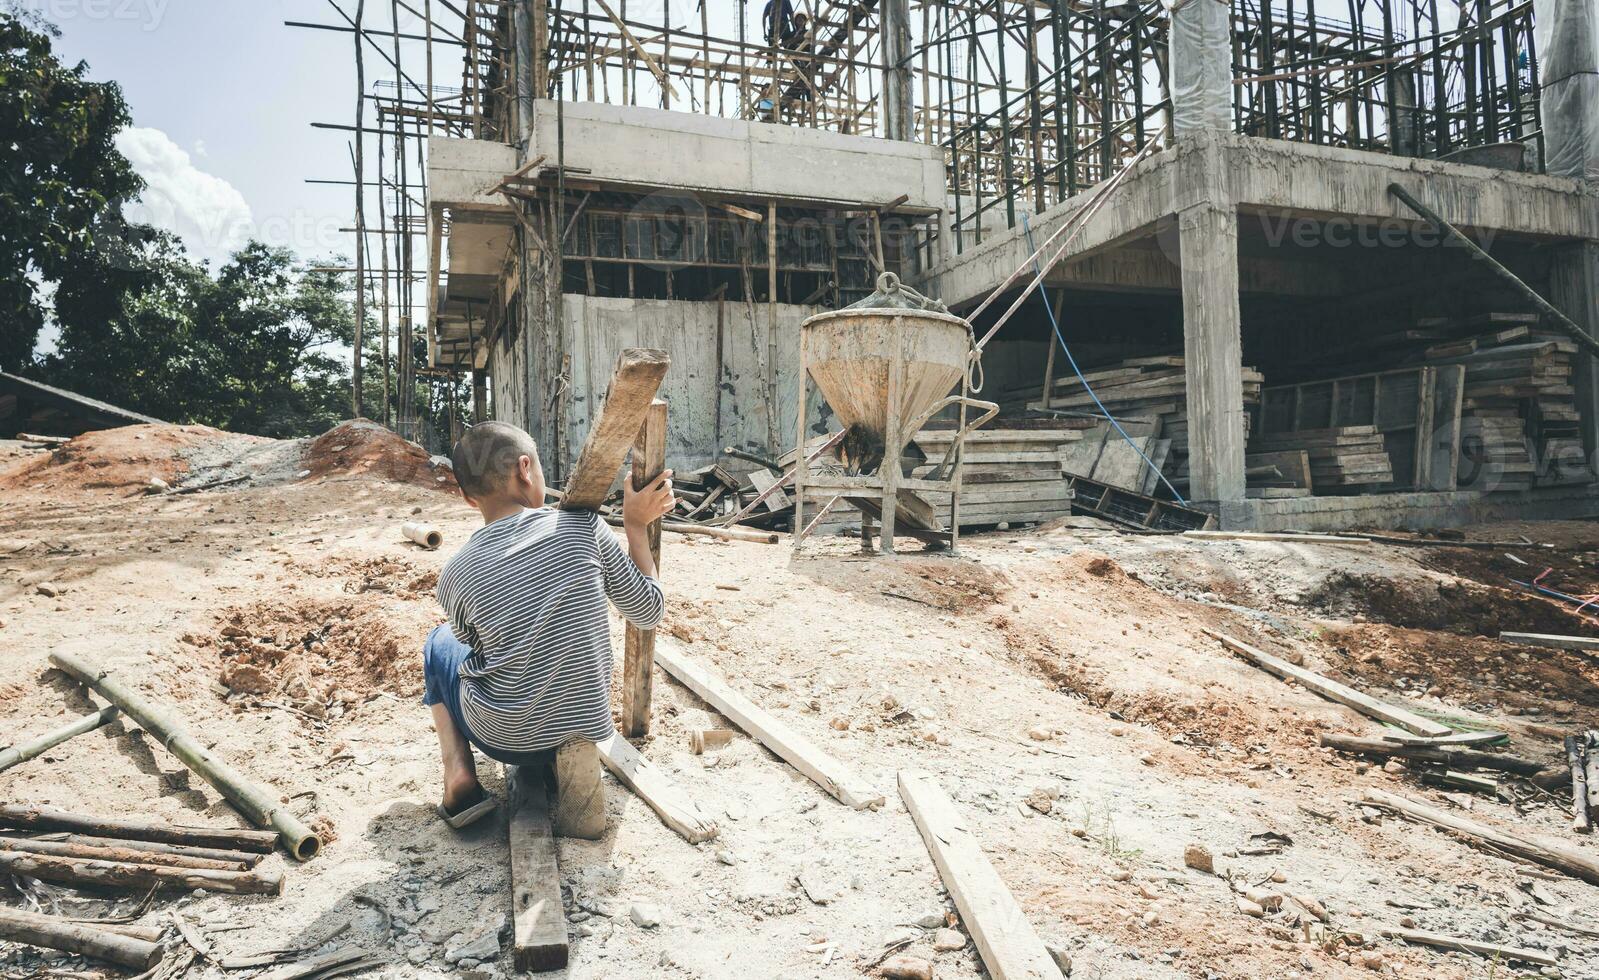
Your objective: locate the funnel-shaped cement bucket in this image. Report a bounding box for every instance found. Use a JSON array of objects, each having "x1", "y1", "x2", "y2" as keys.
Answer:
[{"x1": 801, "y1": 306, "x2": 972, "y2": 440}]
